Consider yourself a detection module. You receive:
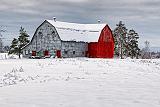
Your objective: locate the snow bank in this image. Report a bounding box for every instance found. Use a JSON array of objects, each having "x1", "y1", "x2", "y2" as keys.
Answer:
[
  {"x1": 0, "y1": 53, "x2": 8, "y2": 59},
  {"x1": 0, "y1": 58, "x2": 160, "y2": 107},
  {"x1": 0, "y1": 53, "x2": 19, "y2": 60}
]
